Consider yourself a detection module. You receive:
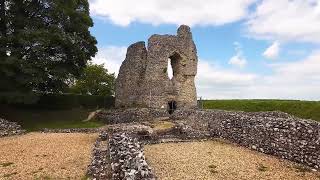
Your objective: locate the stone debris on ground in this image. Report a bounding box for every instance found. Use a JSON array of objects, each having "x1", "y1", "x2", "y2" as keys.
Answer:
[
  {"x1": 96, "y1": 108, "x2": 168, "y2": 124},
  {"x1": 87, "y1": 131, "x2": 112, "y2": 179},
  {"x1": 109, "y1": 132, "x2": 155, "y2": 180},
  {"x1": 98, "y1": 108, "x2": 320, "y2": 170},
  {"x1": 0, "y1": 118, "x2": 25, "y2": 137}
]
